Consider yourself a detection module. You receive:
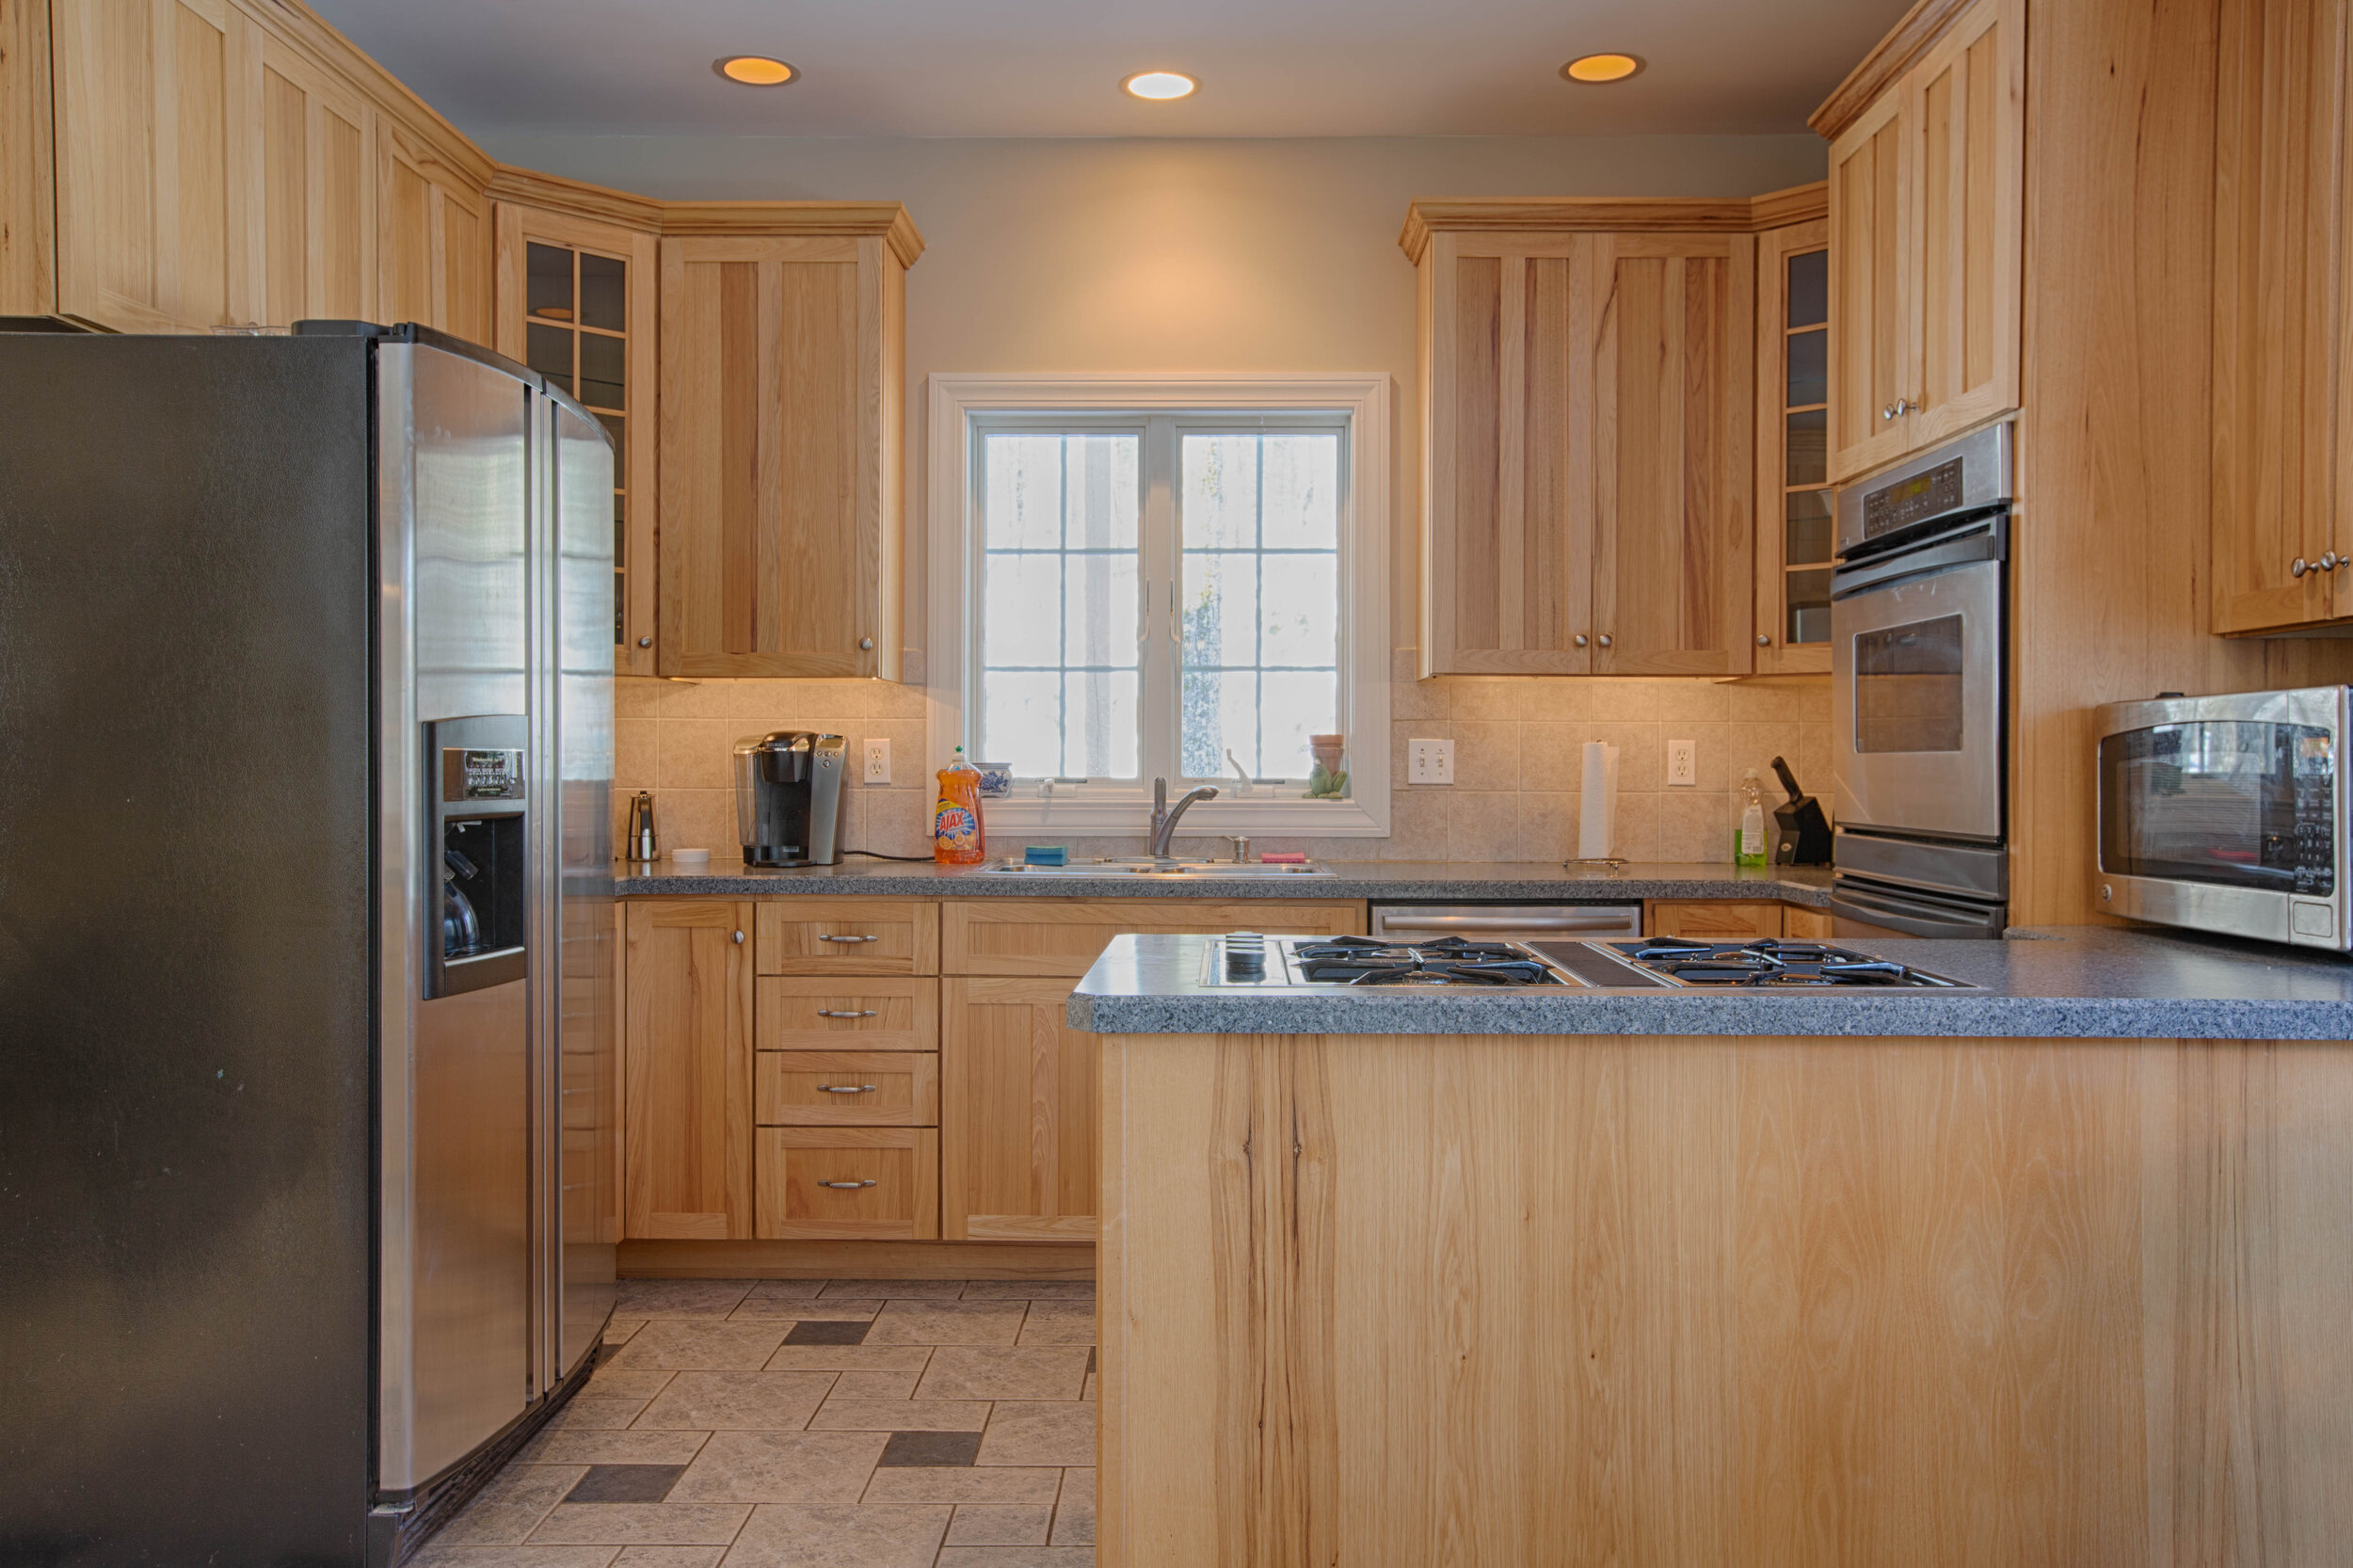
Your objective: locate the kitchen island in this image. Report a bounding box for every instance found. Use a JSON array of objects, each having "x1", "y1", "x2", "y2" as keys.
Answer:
[{"x1": 1073, "y1": 927, "x2": 2353, "y2": 1568}]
